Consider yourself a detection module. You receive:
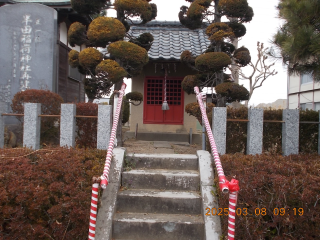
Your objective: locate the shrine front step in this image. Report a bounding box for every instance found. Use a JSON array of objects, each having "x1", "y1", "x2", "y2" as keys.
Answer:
[
  {"x1": 113, "y1": 154, "x2": 204, "y2": 240},
  {"x1": 123, "y1": 131, "x2": 201, "y2": 144}
]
